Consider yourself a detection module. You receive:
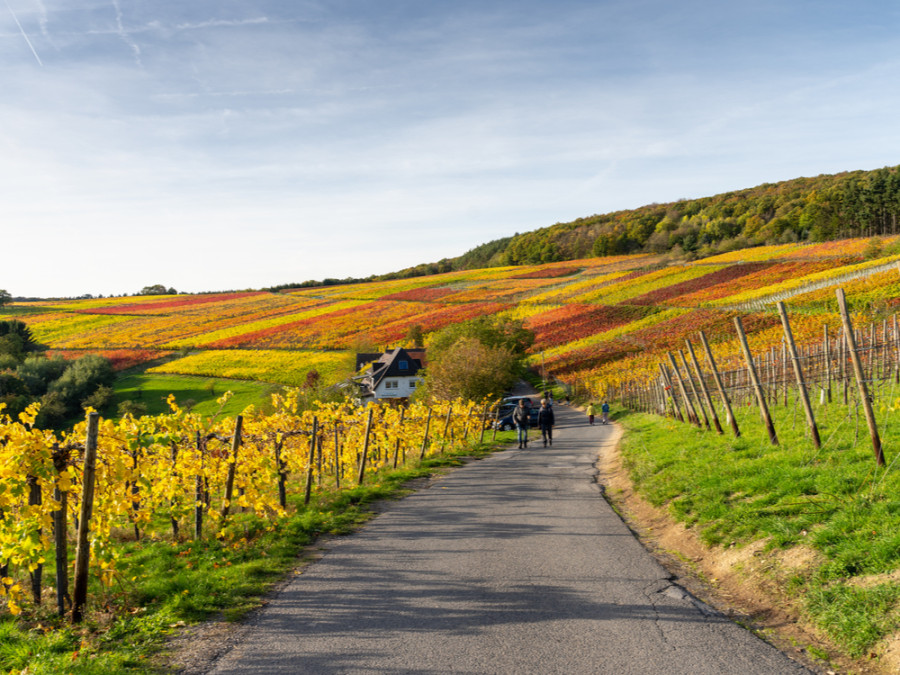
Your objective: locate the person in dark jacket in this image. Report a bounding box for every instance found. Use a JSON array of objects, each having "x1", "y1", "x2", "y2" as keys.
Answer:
[
  {"x1": 538, "y1": 399, "x2": 555, "y2": 447},
  {"x1": 512, "y1": 399, "x2": 530, "y2": 449}
]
